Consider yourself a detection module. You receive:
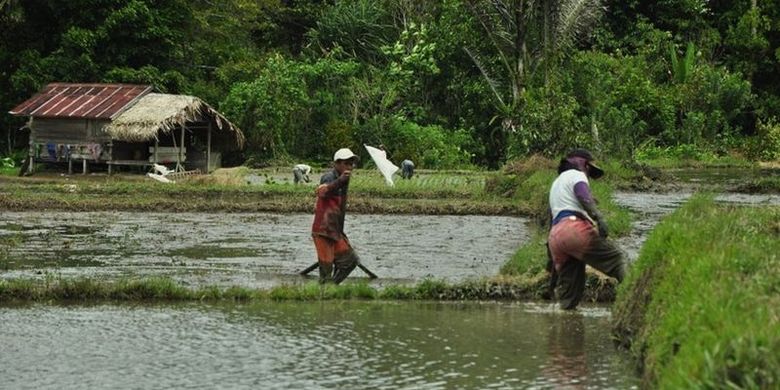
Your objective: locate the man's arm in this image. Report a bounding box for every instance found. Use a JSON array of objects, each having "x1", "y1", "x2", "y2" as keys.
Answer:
[
  {"x1": 316, "y1": 171, "x2": 349, "y2": 196},
  {"x1": 573, "y1": 181, "x2": 608, "y2": 238}
]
